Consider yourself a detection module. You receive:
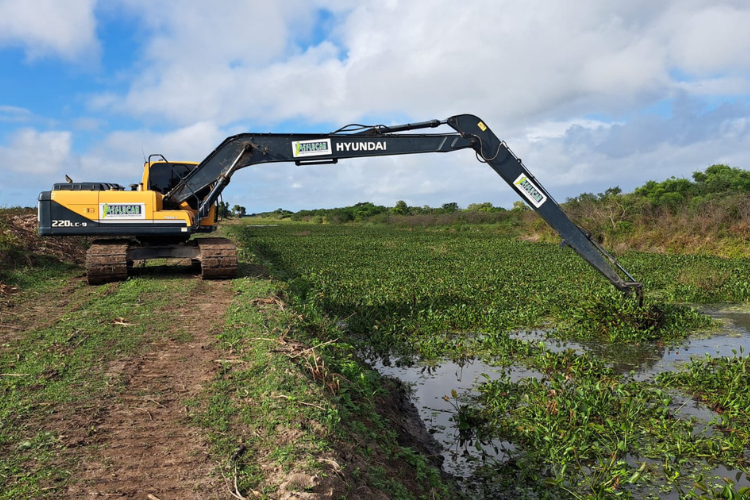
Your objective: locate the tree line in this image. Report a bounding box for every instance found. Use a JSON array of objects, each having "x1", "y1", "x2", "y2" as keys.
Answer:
[
  {"x1": 563, "y1": 164, "x2": 750, "y2": 256},
  {"x1": 245, "y1": 164, "x2": 750, "y2": 257}
]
